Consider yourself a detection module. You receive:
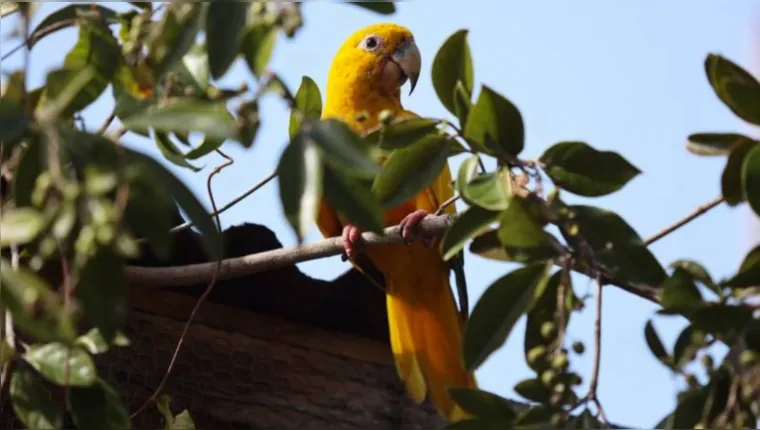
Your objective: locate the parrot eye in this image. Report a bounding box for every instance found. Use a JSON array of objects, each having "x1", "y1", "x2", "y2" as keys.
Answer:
[{"x1": 360, "y1": 34, "x2": 383, "y2": 51}]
